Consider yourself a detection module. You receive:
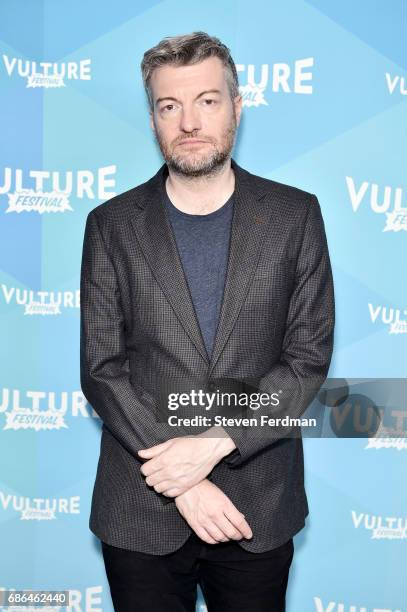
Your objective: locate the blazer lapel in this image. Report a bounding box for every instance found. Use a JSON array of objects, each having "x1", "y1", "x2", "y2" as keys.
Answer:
[
  {"x1": 130, "y1": 158, "x2": 273, "y2": 375},
  {"x1": 130, "y1": 163, "x2": 210, "y2": 364},
  {"x1": 207, "y1": 158, "x2": 273, "y2": 377}
]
